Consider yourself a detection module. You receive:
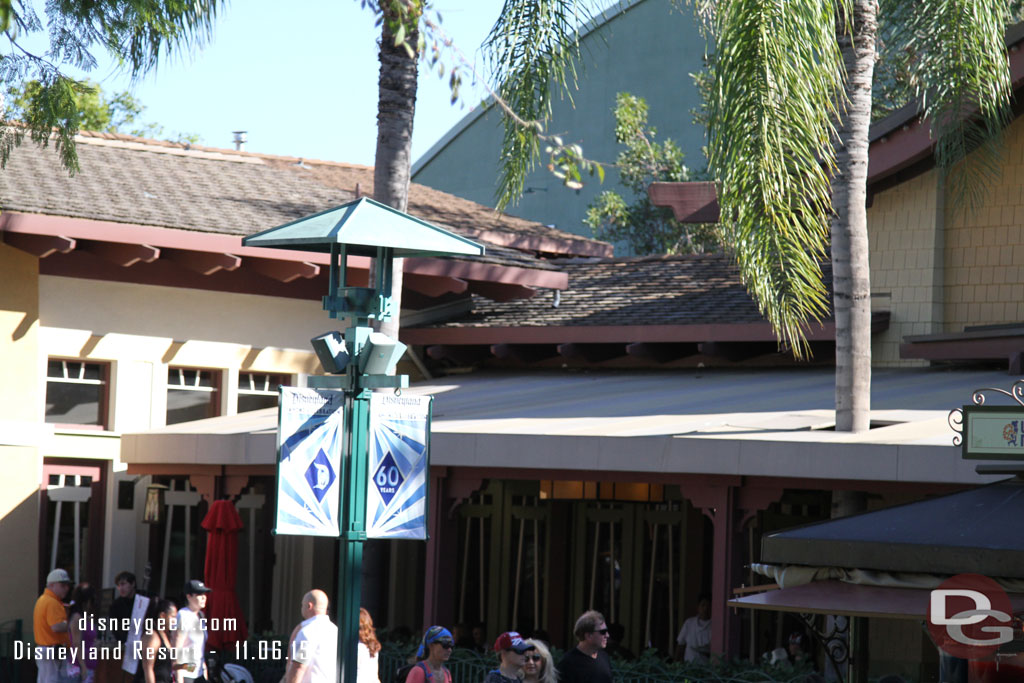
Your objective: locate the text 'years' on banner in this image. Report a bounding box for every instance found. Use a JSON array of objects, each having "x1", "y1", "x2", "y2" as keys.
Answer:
[
  {"x1": 275, "y1": 387, "x2": 345, "y2": 536},
  {"x1": 367, "y1": 392, "x2": 432, "y2": 540}
]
